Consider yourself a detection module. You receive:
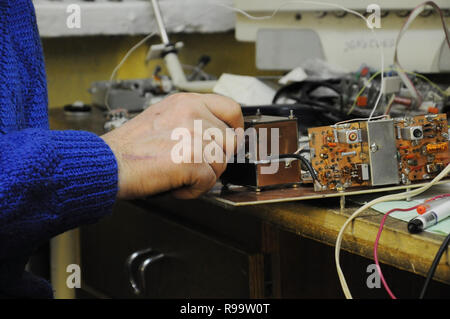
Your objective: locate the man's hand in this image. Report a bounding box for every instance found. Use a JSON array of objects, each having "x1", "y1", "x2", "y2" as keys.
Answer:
[{"x1": 101, "y1": 93, "x2": 244, "y2": 200}]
